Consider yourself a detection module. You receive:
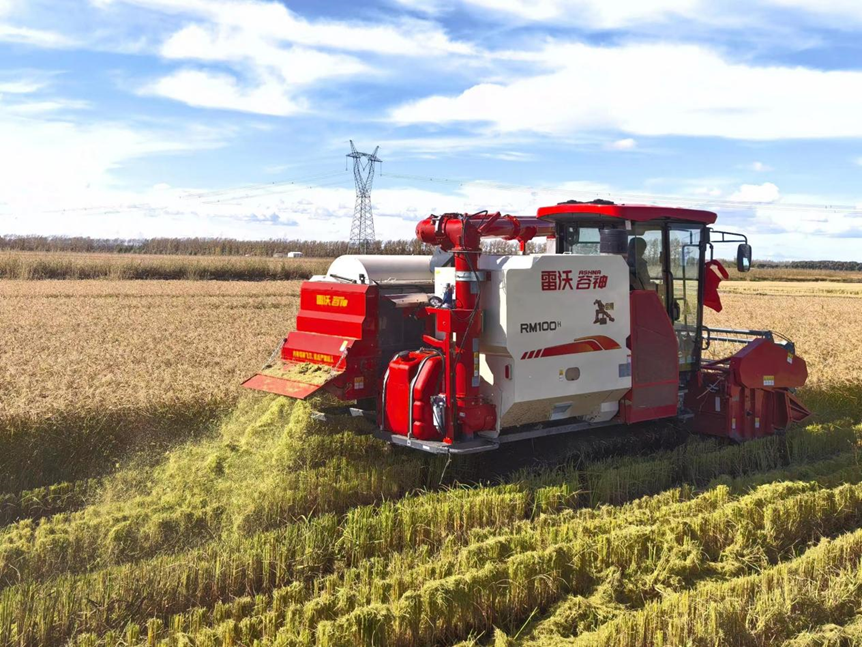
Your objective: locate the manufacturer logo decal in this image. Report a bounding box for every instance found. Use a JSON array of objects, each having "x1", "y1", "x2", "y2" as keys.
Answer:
[
  {"x1": 541, "y1": 270, "x2": 574, "y2": 291},
  {"x1": 577, "y1": 270, "x2": 608, "y2": 290},
  {"x1": 593, "y1": 300, "x2": 615, "y2": 325},
  {"x1": 541, "y1": 269, "x2": 608, "y2": 291},
  {"x1": 316, "y1": 294, "x2": 349, "y2": 308}
]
